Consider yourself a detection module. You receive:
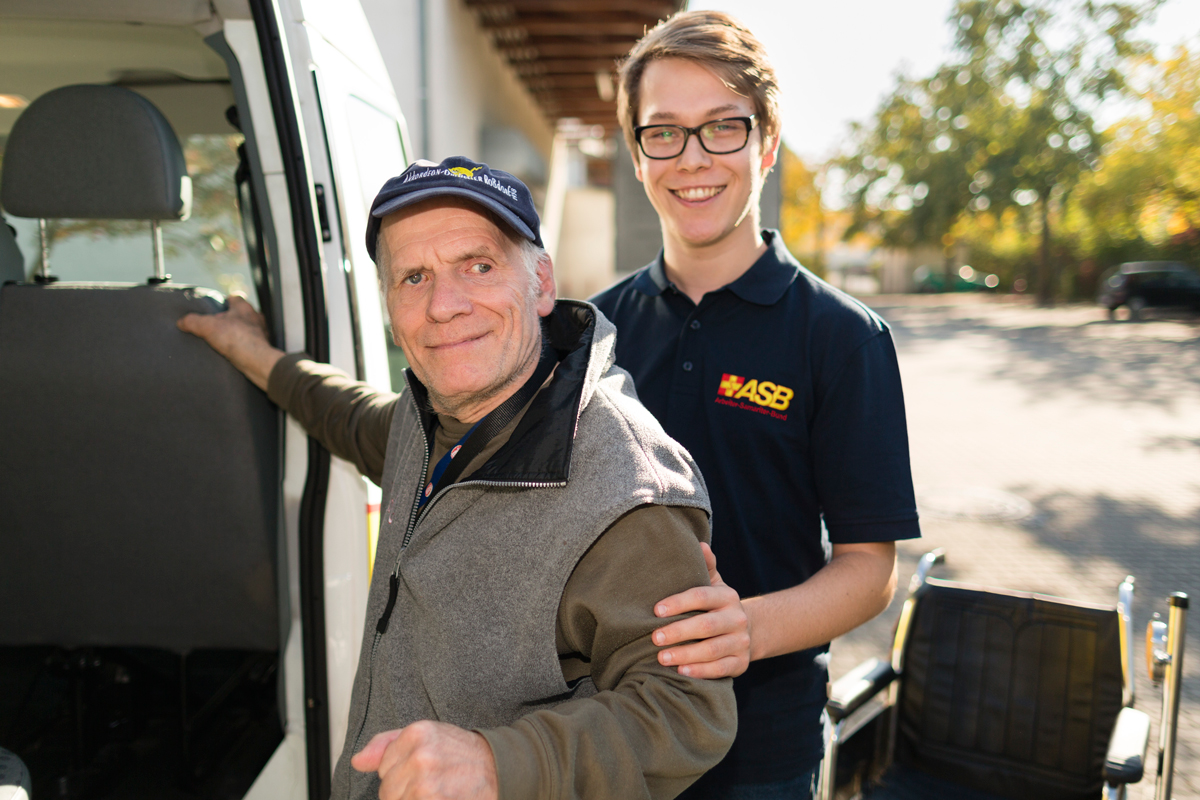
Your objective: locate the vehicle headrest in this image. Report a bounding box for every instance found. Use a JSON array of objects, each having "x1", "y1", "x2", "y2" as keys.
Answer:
[{"x1": 0, "y1": 85, "x2": 192, "y2": 221}]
